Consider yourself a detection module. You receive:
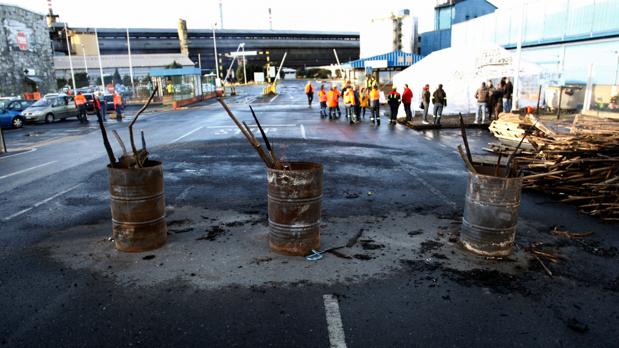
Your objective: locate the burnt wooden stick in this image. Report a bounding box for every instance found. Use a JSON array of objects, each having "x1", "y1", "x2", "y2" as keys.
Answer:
[
  {"x1": 459, "y1": 113, "x2": 474, "y2": 166},
  {"x1": 457, "y1": 145, "x2": 477, "y2": 173},
  {"x1": 249, "y1": 105, "x2": 283, "y2": 169},
  {"x1": 534, "y1": 254, "x2": 553, "y2": 277},
  {"x1": 495, "y1": 150, "x2": 503, "y2": 176},
  {"x1": 505, "y1": 120, "x2": 538, "y2": 177},
  {"x1": 140, "y1": 129, "x2": 147, "y2": 151},
  {"x1": 535, "y1": 85, "x2": 542, "y2": 116},
  {"x1": 219, "y1": 98, "x2": 272, "y2": 167},
  {"x1": 94, "y1": 101, "x2": 116, "y2": 165},
  {"x1": 111, "y1": 129, "x2": 128, "y2": 156},
  {"x1": 242, "y1": 121, "x2": 274, "y2": 168},
  {"x1": 129, "y1": 86, "x2": 158, "y2": 167}
]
